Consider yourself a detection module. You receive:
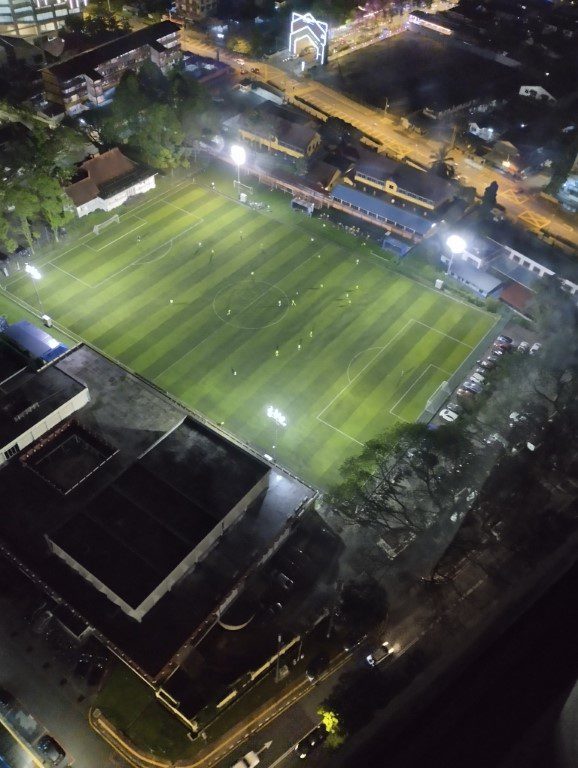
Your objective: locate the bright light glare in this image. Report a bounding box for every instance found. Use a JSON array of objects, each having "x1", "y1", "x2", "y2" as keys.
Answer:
[
  {"x1": 267, "y1": 405, "x2": 287, "y2": 427},
  {"x1": 230, "y1": 145, "x2": 246, "y2": 166},
  {"x1": 446, "y1": 235, "x2": 466, "y2": 255},
  {"x1": 25, "y1": 264, "x2": 41, "y2": 280}
]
